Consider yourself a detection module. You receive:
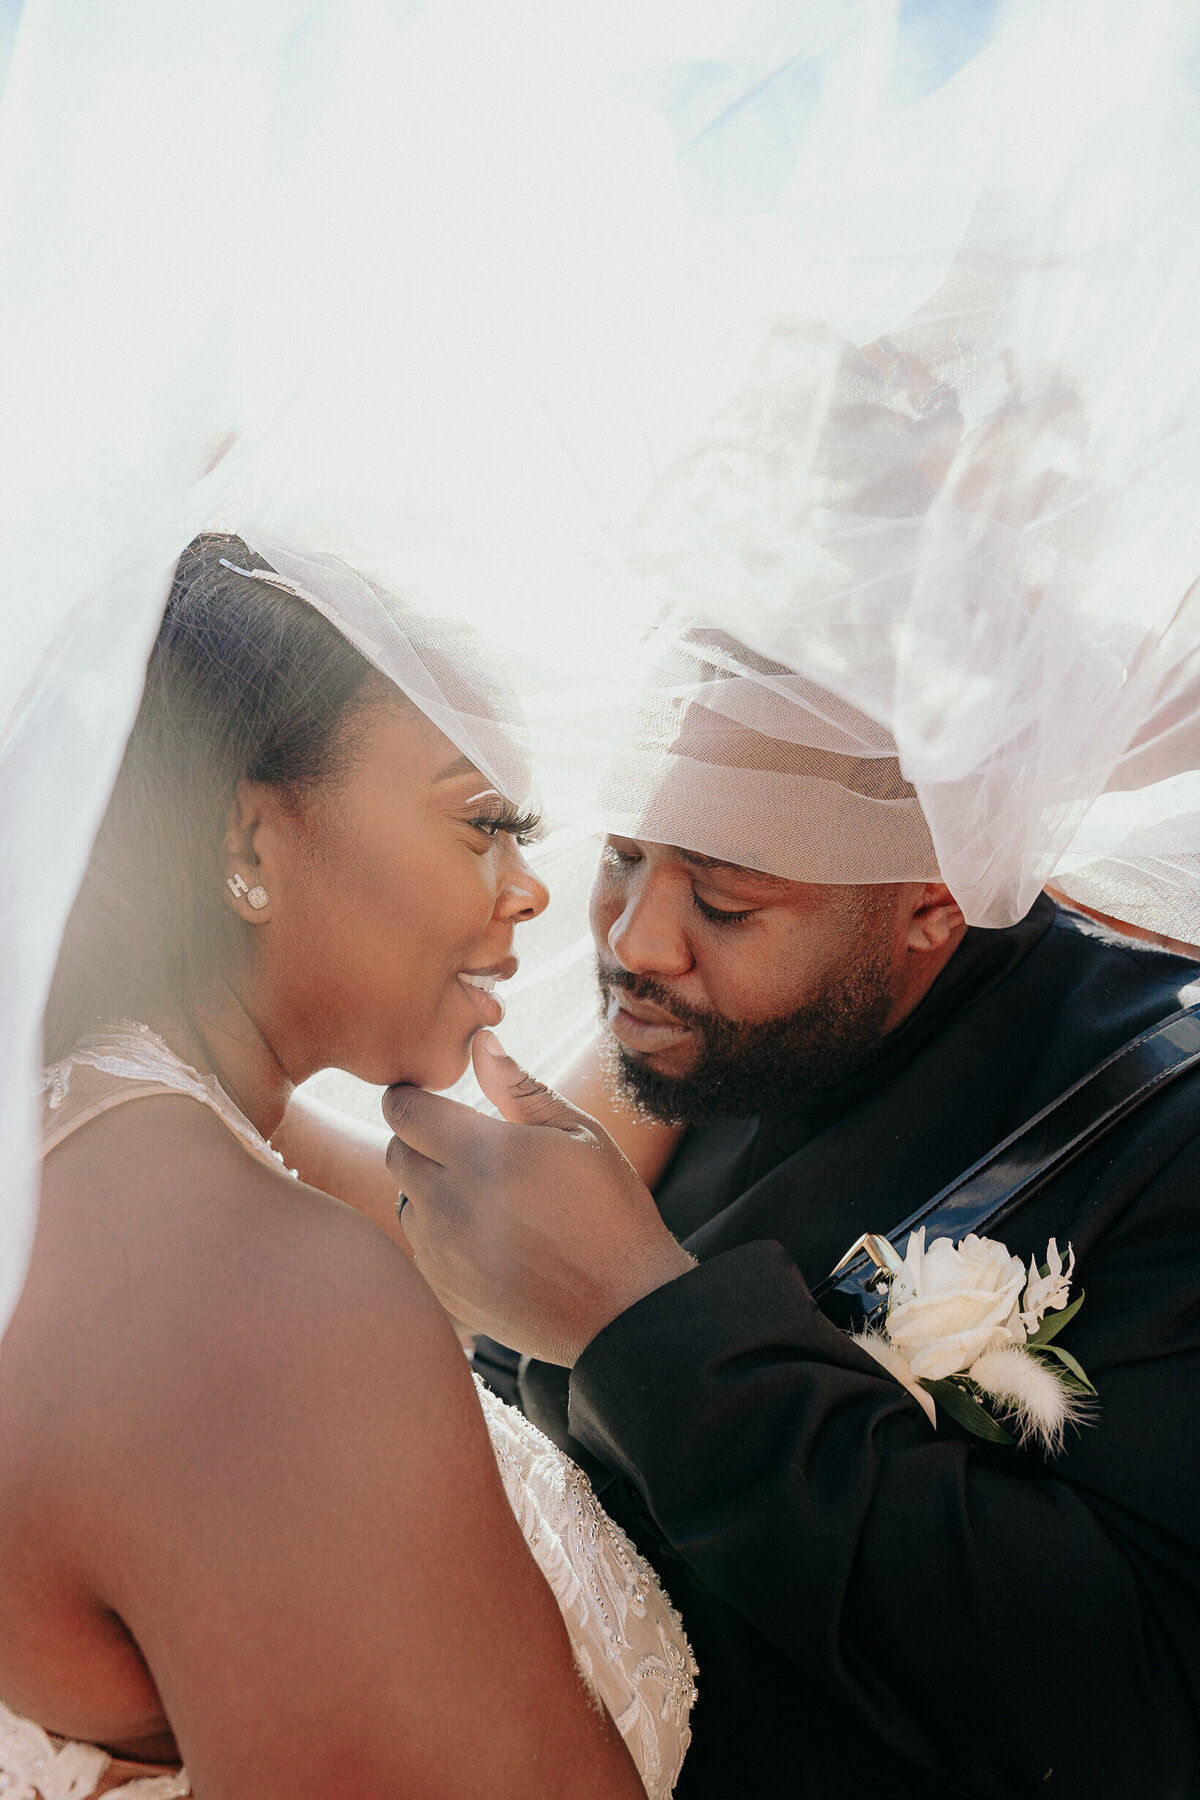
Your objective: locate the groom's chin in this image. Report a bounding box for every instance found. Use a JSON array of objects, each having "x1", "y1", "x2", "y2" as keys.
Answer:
[{"x1": 606, "y1": 1041, "x2": 704, "y2": 1128}]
